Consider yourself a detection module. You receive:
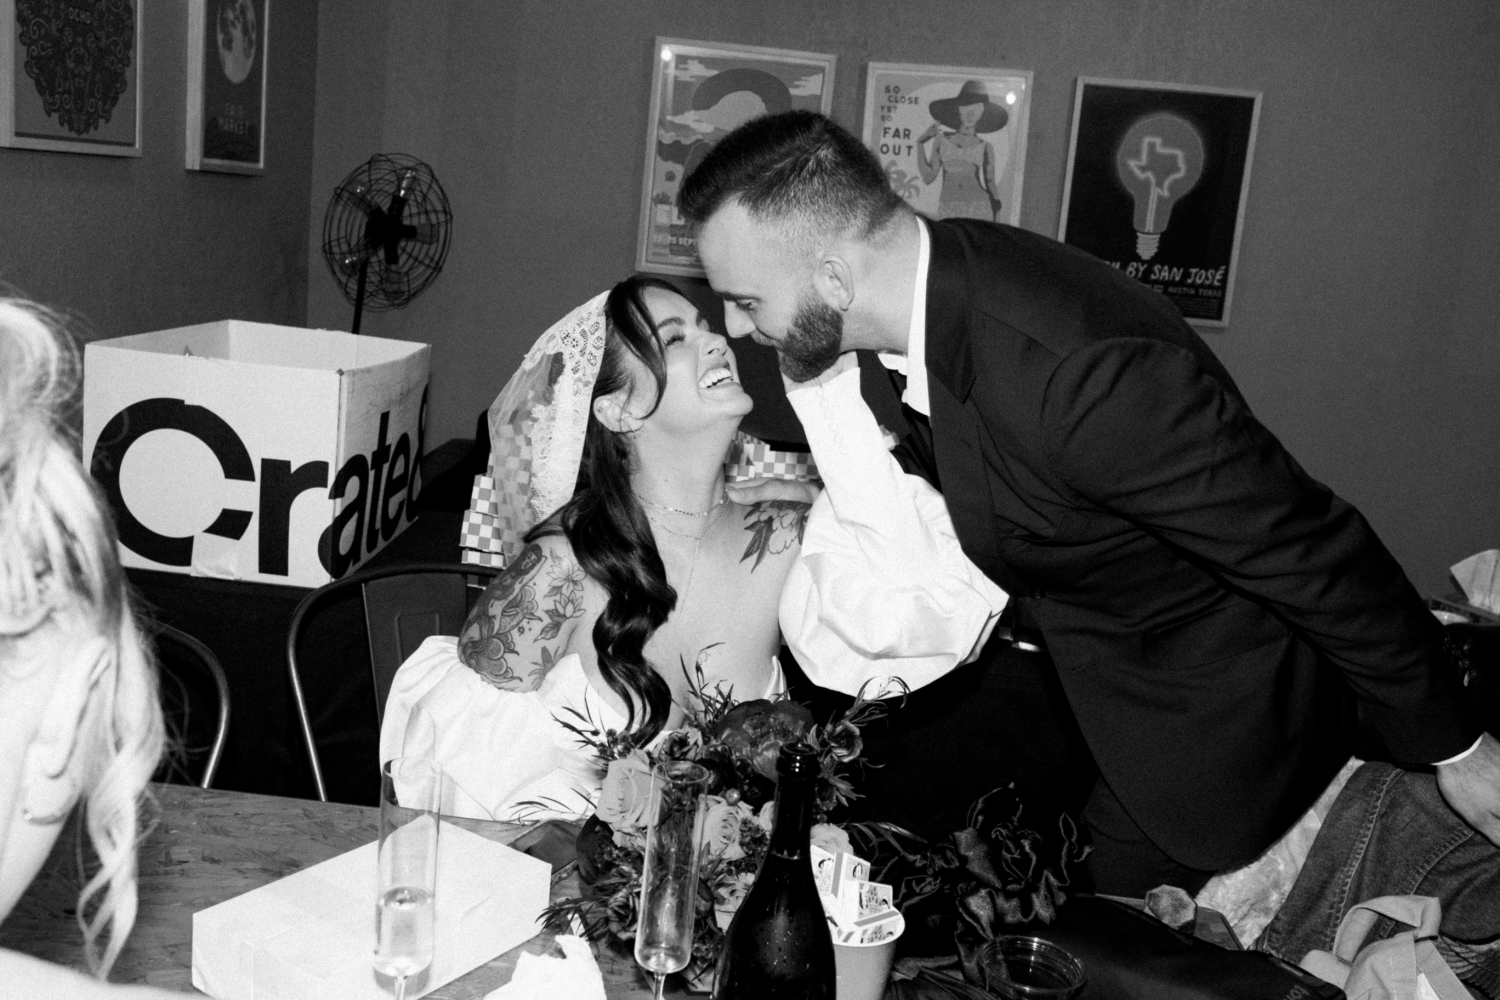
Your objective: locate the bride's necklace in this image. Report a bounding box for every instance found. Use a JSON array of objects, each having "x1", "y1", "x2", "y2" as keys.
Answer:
[
  {"x1": 634, "y1": 491, "x2": 725, "y2": 518},
  {"x1": 643, "y1": 497, "x2": 726, "y2": 609}
]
